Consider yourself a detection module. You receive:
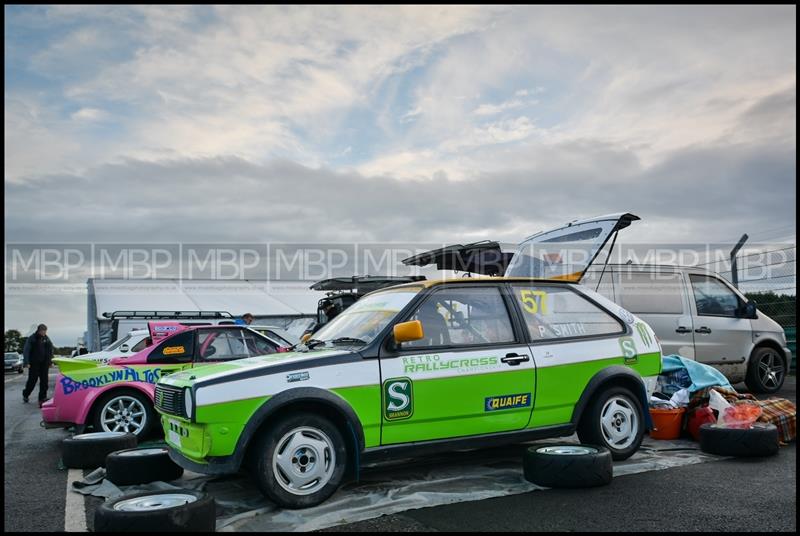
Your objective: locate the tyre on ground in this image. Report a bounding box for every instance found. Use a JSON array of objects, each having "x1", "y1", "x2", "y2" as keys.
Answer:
[
  {"x1": 106, "y1": 447, "x2": 184, "y2": 486},
  {"x1": 250, "y1": 412, "x2": 348, "y2": 509},
  {"x1": 94, "y1": 489, "x2": 215, "y2": 532},
  {"x1": 523, "y1": 443, "x2": 613, "y2": 488},
  {"x1": 698, "y1": 422, "x2": 779, "y2": 457},
  {"x1": 61, "y1": 431, "x2": 137, "y2": 469}
]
